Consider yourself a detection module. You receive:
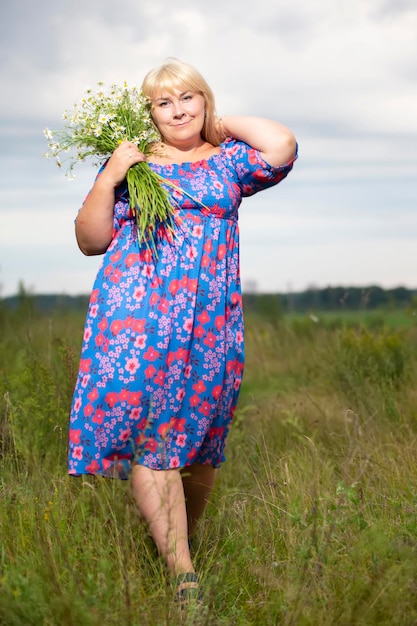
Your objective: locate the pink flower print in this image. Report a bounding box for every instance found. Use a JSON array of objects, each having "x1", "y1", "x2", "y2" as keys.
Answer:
[
  {"x1": 109, "y1": 267, "x2": 123, "y2": 285},
  {"x1": 166, "y1": 351, "x2": 176, "y2": 366},
  {"x1": 203, "y1": 332, "x2": 216, "y2": 349},
  {"x1": 187, "y1": 448, "x2": 198, "y2": 462},
  {"x1": 176, "y1": 434, "x2": 187, "y2": 448},
  {"x1": 145, "y1": 438, "x2": 158, "y2": 453},
  {"x1": 158, "y1": 420, "x2": 174, "y2": 438},
  {"x1": 173, "y1": 418, "x2": 186, "y2": 432},
  {"x1": 192, "y1": 224, "x2": 203, "y2": 238},
  {"x1": 199, "y1": 401, "x2": 211, "y2": 416},
  {"x1": 212, "y1": 385, "x2": 223, "y2": 400},
  {"x1": 110, "y1": 250, "x2": 122, "y2": 263},
  {"x1": 142, "y1": 263, "x2": 154, "y2": 279},
  {"x1": 158, "y1": 297, "x2": 169, "y2": 315},
  {"x1": 197, "y1": 310, "x2": 210, "y2": 325},
  {"x1": 130, "y1": 407, "x2": 142, "y2": 420},
  {"x1": 150, "y1": 292, "x2": 160, "y2": 306},
  {"x1": 154, "y1": 369, "x2": 165, "y2": 386},
  {"x1": 125, "y1": 252, "x2": 140, "y2": 267},
  {"x1": 169, "y1": 279, "x2": 179, "y2": 296},
  {"x1": 193, "y1": 380, "x2": 206, "y2": 394},
  {"x1": 90, "y1": 289, "x2": 99, "y2": 303},
  {"x1": 236, "y1": 330, "x2": 243, "y2": 344},
  {"x1": 119, "y1": 428, "x2": 131, "y2": 442},
  {"x1": 81, "y1": 374, "x2": 90, "y2": 388},
  {"x1": 144, "y1": 364, "x2": 156, "y2": 379},
  {"x1": 190, "y1": 394, "x2": 200, "y2": 407},
  {"x1": 126, "y1": 357, "x2": 140, "y2": 374},
  {"x1": 169, "y1": 456, "x2": 180, "y2": 468},
  {"x1": 134, "y1": 334, "x2": 147, "y2": 349},
  {"x1": 226, "y1": 360, "x2": 234, "y2": 375},
  {"x1": 179, "y1": 276, "x2": 188, "y2": 290},
  {"x1": 124, "y1": 316, "x2": 136, "y2": 329},
  {"x1": 84, "y1": 403, "x2": 94, "y2": 417},
  {"x1": 140, "y1": 248, "x2": 153, "y2": 264},
  {"x1": 209, "y1": 426, "x2": 225, "y2": 439},
  {"x1": 194, "y1": 325, "x2": 205, "y2": 339},
  {"x1": 231, "y1": 292, "x2": 242, "y2": 306},
  {"x1": 215, "y1": 315, "x2": 225, "y2": 330},
  {"x1": 186, "y1": 245, "x2": 198, "y2": 261},
  {"x1": 188, "y1": 278, "x2": 198, "y2": 292},
  {"x1": 133, "y1": 285, "x2": 145, "y2": 301},
  {"x1": 184, "y1": 364, "x2": 192, "y2": 379},
  {"x1": 110, "y1": 319, "x2": 124, "y2": 335},
  {"x1": 119, "y1": 388, "x2": 130, "y2": 402},
  {"x1": 104, "y1": 264, "x2": 113, "y2": 277},
  {"x1": 217, "y1": 244, "x2": 227, "y2": 260},
  {"x1": 235, "y1": 360, "x2": 244, "y2": 376},
  {"x1": 74, "y1": 397, "x2": 82, "y2": 412},
  {"x1": 176, "y1": 348, "x2": 190, "y2": 362},
  {"x1": 132, "y1": 318, "x2": 146, "y2": 333},
  {"x1": 176, "y1": 388, "x2": 186, "y2": 401},
  {"x1": 183, "y1": 318, "x2": 193, "y2": 332},
  {"x1": 90, "y1": 304, "x2": 98, "y2": 318},
  {"x1": 69, "y1": 429, "x2": 81, "y2": 444},
  {"x1": 157, "y1": 222, "x2": 174, "y2": 242},
  {"x1": 203, "y1": 239, "x2": 213, "y2": 253},
  {"x1": 92, "y1": 408, "x2": 105, "y2": 424},
  {"x1": 98, "y1": 318, "x2": 108, "y2": 331},
  {"x1": 136, "y1": 417, "x2": 148, "y2": 430},
  {"x1": 86, "y1": 460, "x2": 100, "y2": 473},
  {"x1": 88, "y1": 388, "x2": 99, "y2": 402},
  {"x1": 201, "y1": 254, "x2": 210, "y2": 268},
  {"x1": 105, "y1": 392, "x2": 118, "y2": 408},
  {"x1": 72, "y1": 445, "x2": 84, "y2": 460},
  {"x1": 144, "y1": 346, "x2": 160, "y2": 361},
  {"x1": 83, "y1": 326, "x2": 92, "y2": 342},
  {"x1": 102, "y1": 458, "x2": 112, "y2": 471},
  {"x1": 128, "y1": 391, "x2": 142, "y2": 405},
  {"x1": 95, "y1": 333, "x2": 105, "y2": 347},
  {"x1": 150, "y1": 275, "x2": 163, "y2": 289}
]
